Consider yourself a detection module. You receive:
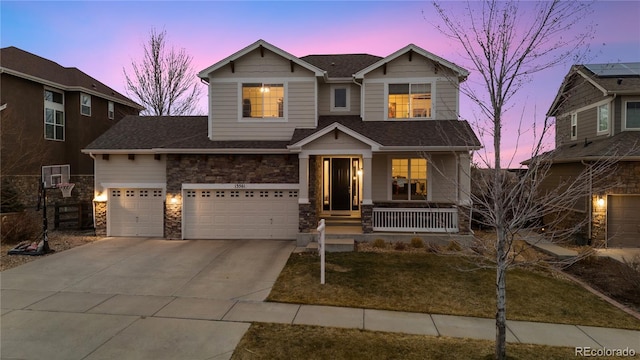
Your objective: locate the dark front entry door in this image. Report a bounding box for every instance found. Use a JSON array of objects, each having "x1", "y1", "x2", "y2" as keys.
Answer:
[{"x1": 331, "y1": 158, "x2": 351, "y2": 210}]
